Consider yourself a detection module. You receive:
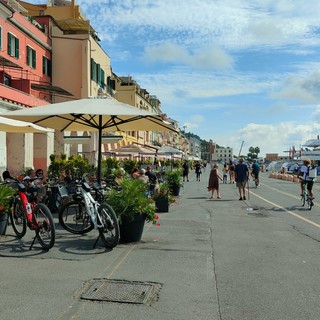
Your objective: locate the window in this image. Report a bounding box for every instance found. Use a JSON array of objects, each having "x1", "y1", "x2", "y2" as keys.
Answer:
[
  {"x1": 42, "y1": 56, "x2": 51, "y2": 76},
  {"x1": 7, "y1": 33, "x2": 19, "y2": 58},
  {"x1": 27, "y1": 46, "x2": 36, "y2": 68}
]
